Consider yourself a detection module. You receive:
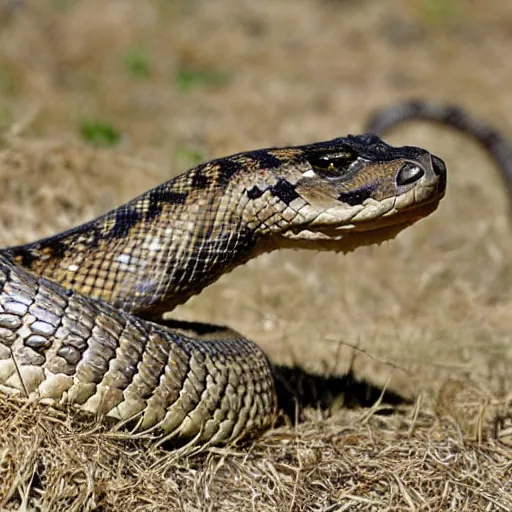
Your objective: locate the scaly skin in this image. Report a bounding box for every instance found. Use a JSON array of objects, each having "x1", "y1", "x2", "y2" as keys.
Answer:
[
  {"x1": 0, "y1": 255, "x2": 274, "y2": 446},
  {"x1": 0, "y1": 134, "x2": 446, "y2": 446}
]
